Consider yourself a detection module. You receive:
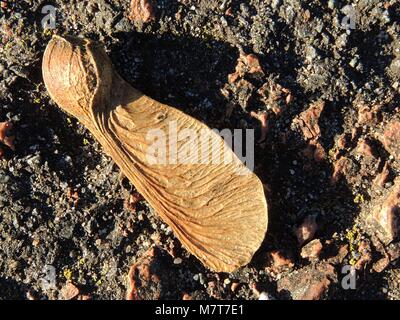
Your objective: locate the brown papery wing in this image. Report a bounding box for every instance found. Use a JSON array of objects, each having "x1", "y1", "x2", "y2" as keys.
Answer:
[{"x1": 99, "y1": 92, "x2": 268, "y2": 272}]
